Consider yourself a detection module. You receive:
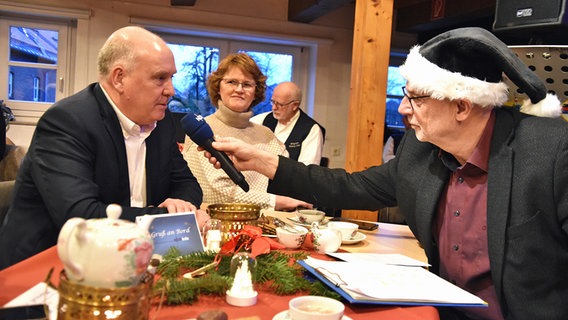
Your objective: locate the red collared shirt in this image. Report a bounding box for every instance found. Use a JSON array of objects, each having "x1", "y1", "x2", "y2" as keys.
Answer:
[{"x1": 435, "y1": 111, "x2": 504, "y2": 320}]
